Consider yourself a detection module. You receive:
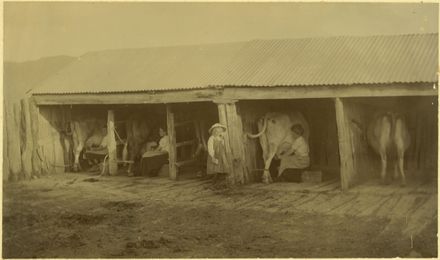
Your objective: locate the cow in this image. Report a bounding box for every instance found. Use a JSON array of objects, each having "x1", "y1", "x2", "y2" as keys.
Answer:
[
  {"x1": 124, "y1": 114, "x2": 152, "y2": 176},
  {"x1": 367, "y1": 112, "x2": 410, "y2": 186},
  {"x1": 246, "y1": 112, "x2": 310, "y2": 183},
  {"x1": 70, "y1": 117, "x2": 107, "y2": 171}
]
